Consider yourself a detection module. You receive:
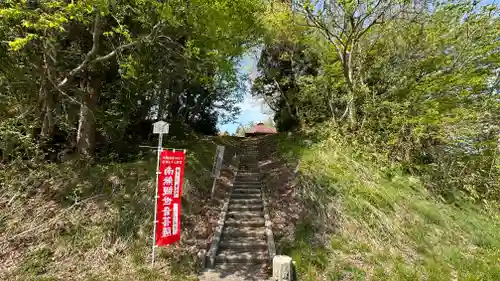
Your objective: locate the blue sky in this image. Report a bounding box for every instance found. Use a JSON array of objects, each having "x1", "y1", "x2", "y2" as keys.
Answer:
[{"x1": 217, "y1": 48, "x2": 271, "y2": 134}]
